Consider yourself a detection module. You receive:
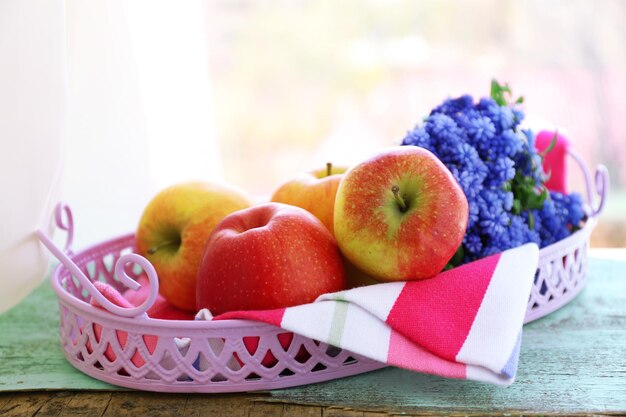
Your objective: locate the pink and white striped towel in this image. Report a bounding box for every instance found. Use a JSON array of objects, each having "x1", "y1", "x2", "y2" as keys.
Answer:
[{"x1": 215, "y1": 243, "x2": 539, "y2": 386}]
